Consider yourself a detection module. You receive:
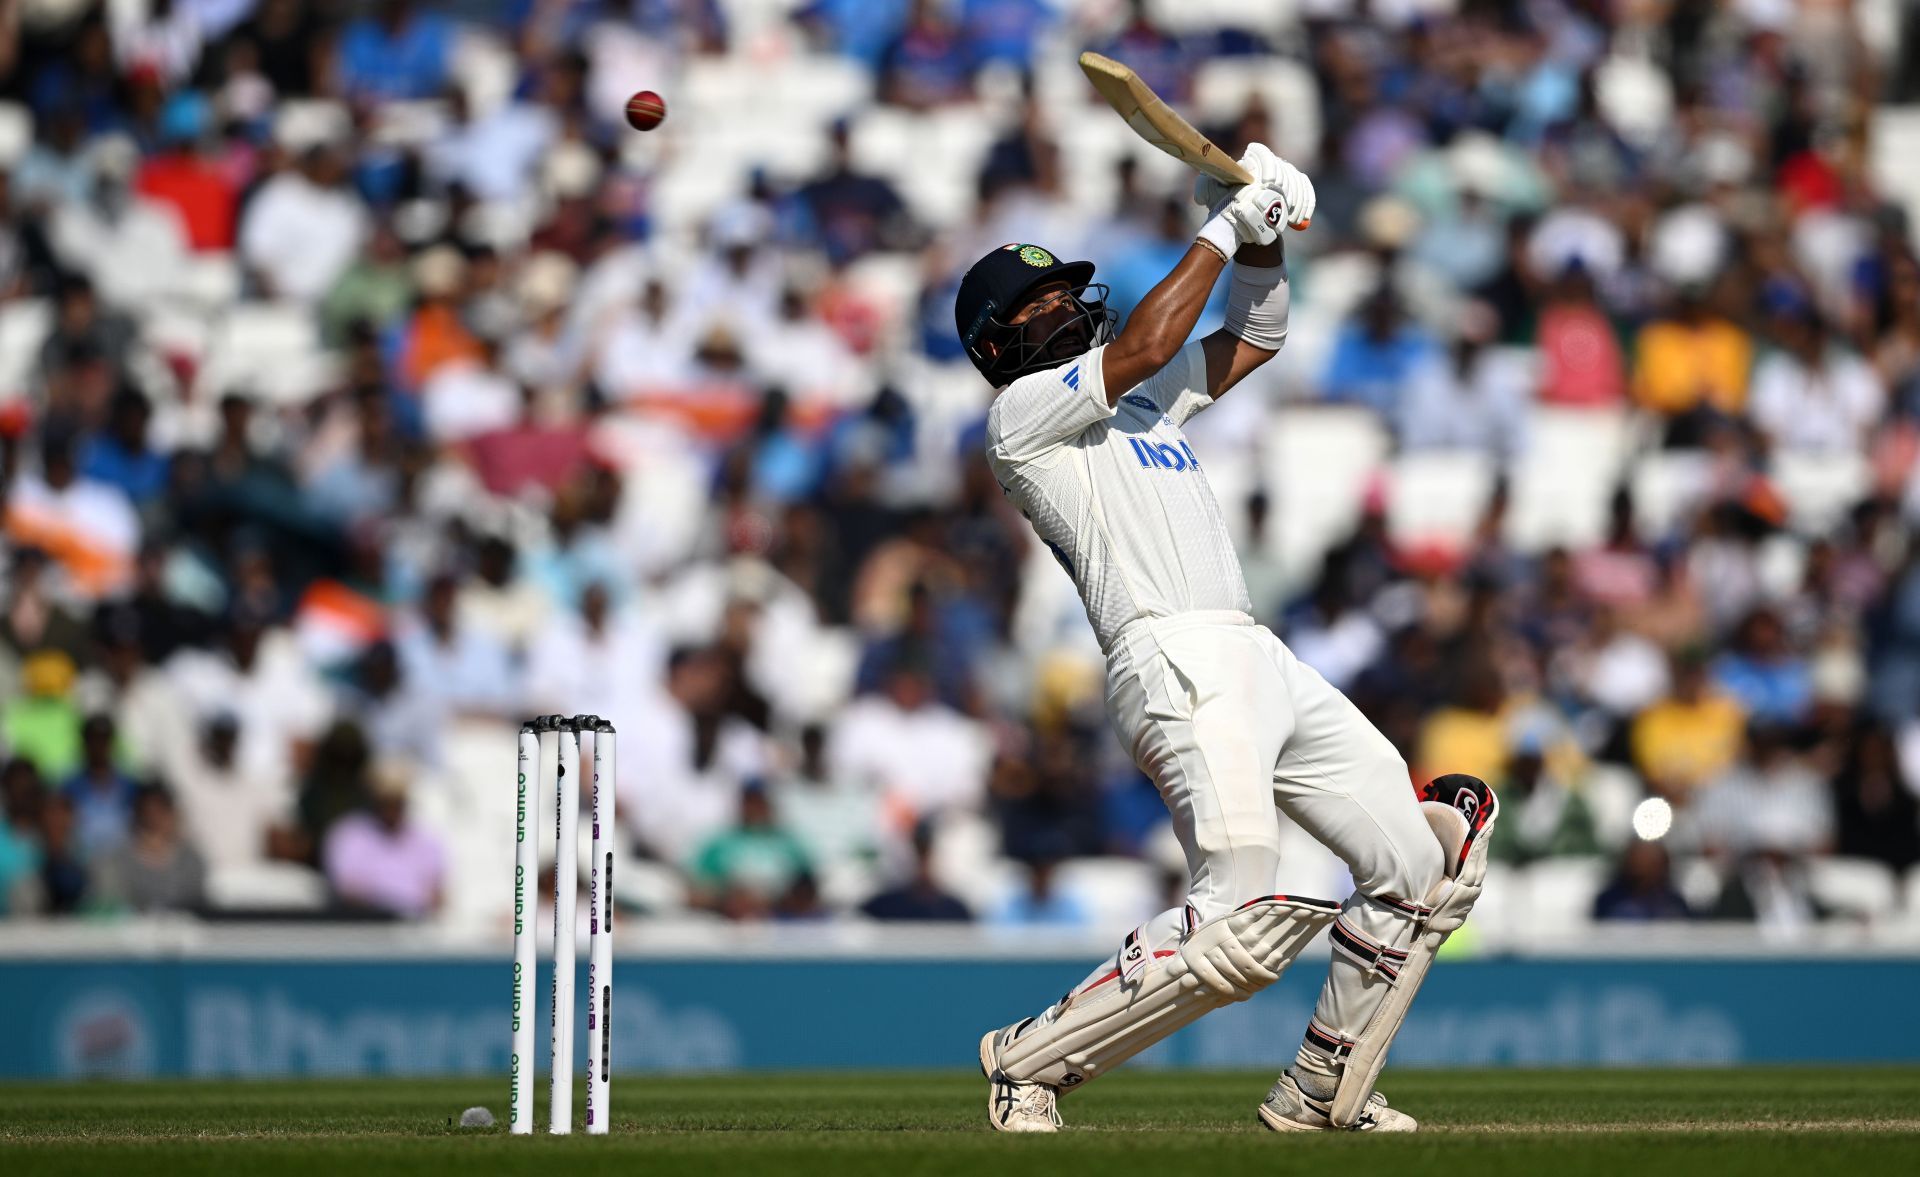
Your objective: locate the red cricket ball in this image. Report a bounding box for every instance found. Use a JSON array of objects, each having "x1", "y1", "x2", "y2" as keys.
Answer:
[{"x1": 626, "y1": 90, "x2": 666, "y2": 132}]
